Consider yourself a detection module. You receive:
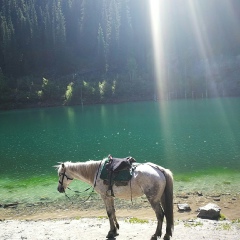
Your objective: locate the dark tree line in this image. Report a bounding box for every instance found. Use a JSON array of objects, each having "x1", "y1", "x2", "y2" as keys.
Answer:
[{"x1": 0, "y1": 0, "x2": 240, "y2": 109}]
